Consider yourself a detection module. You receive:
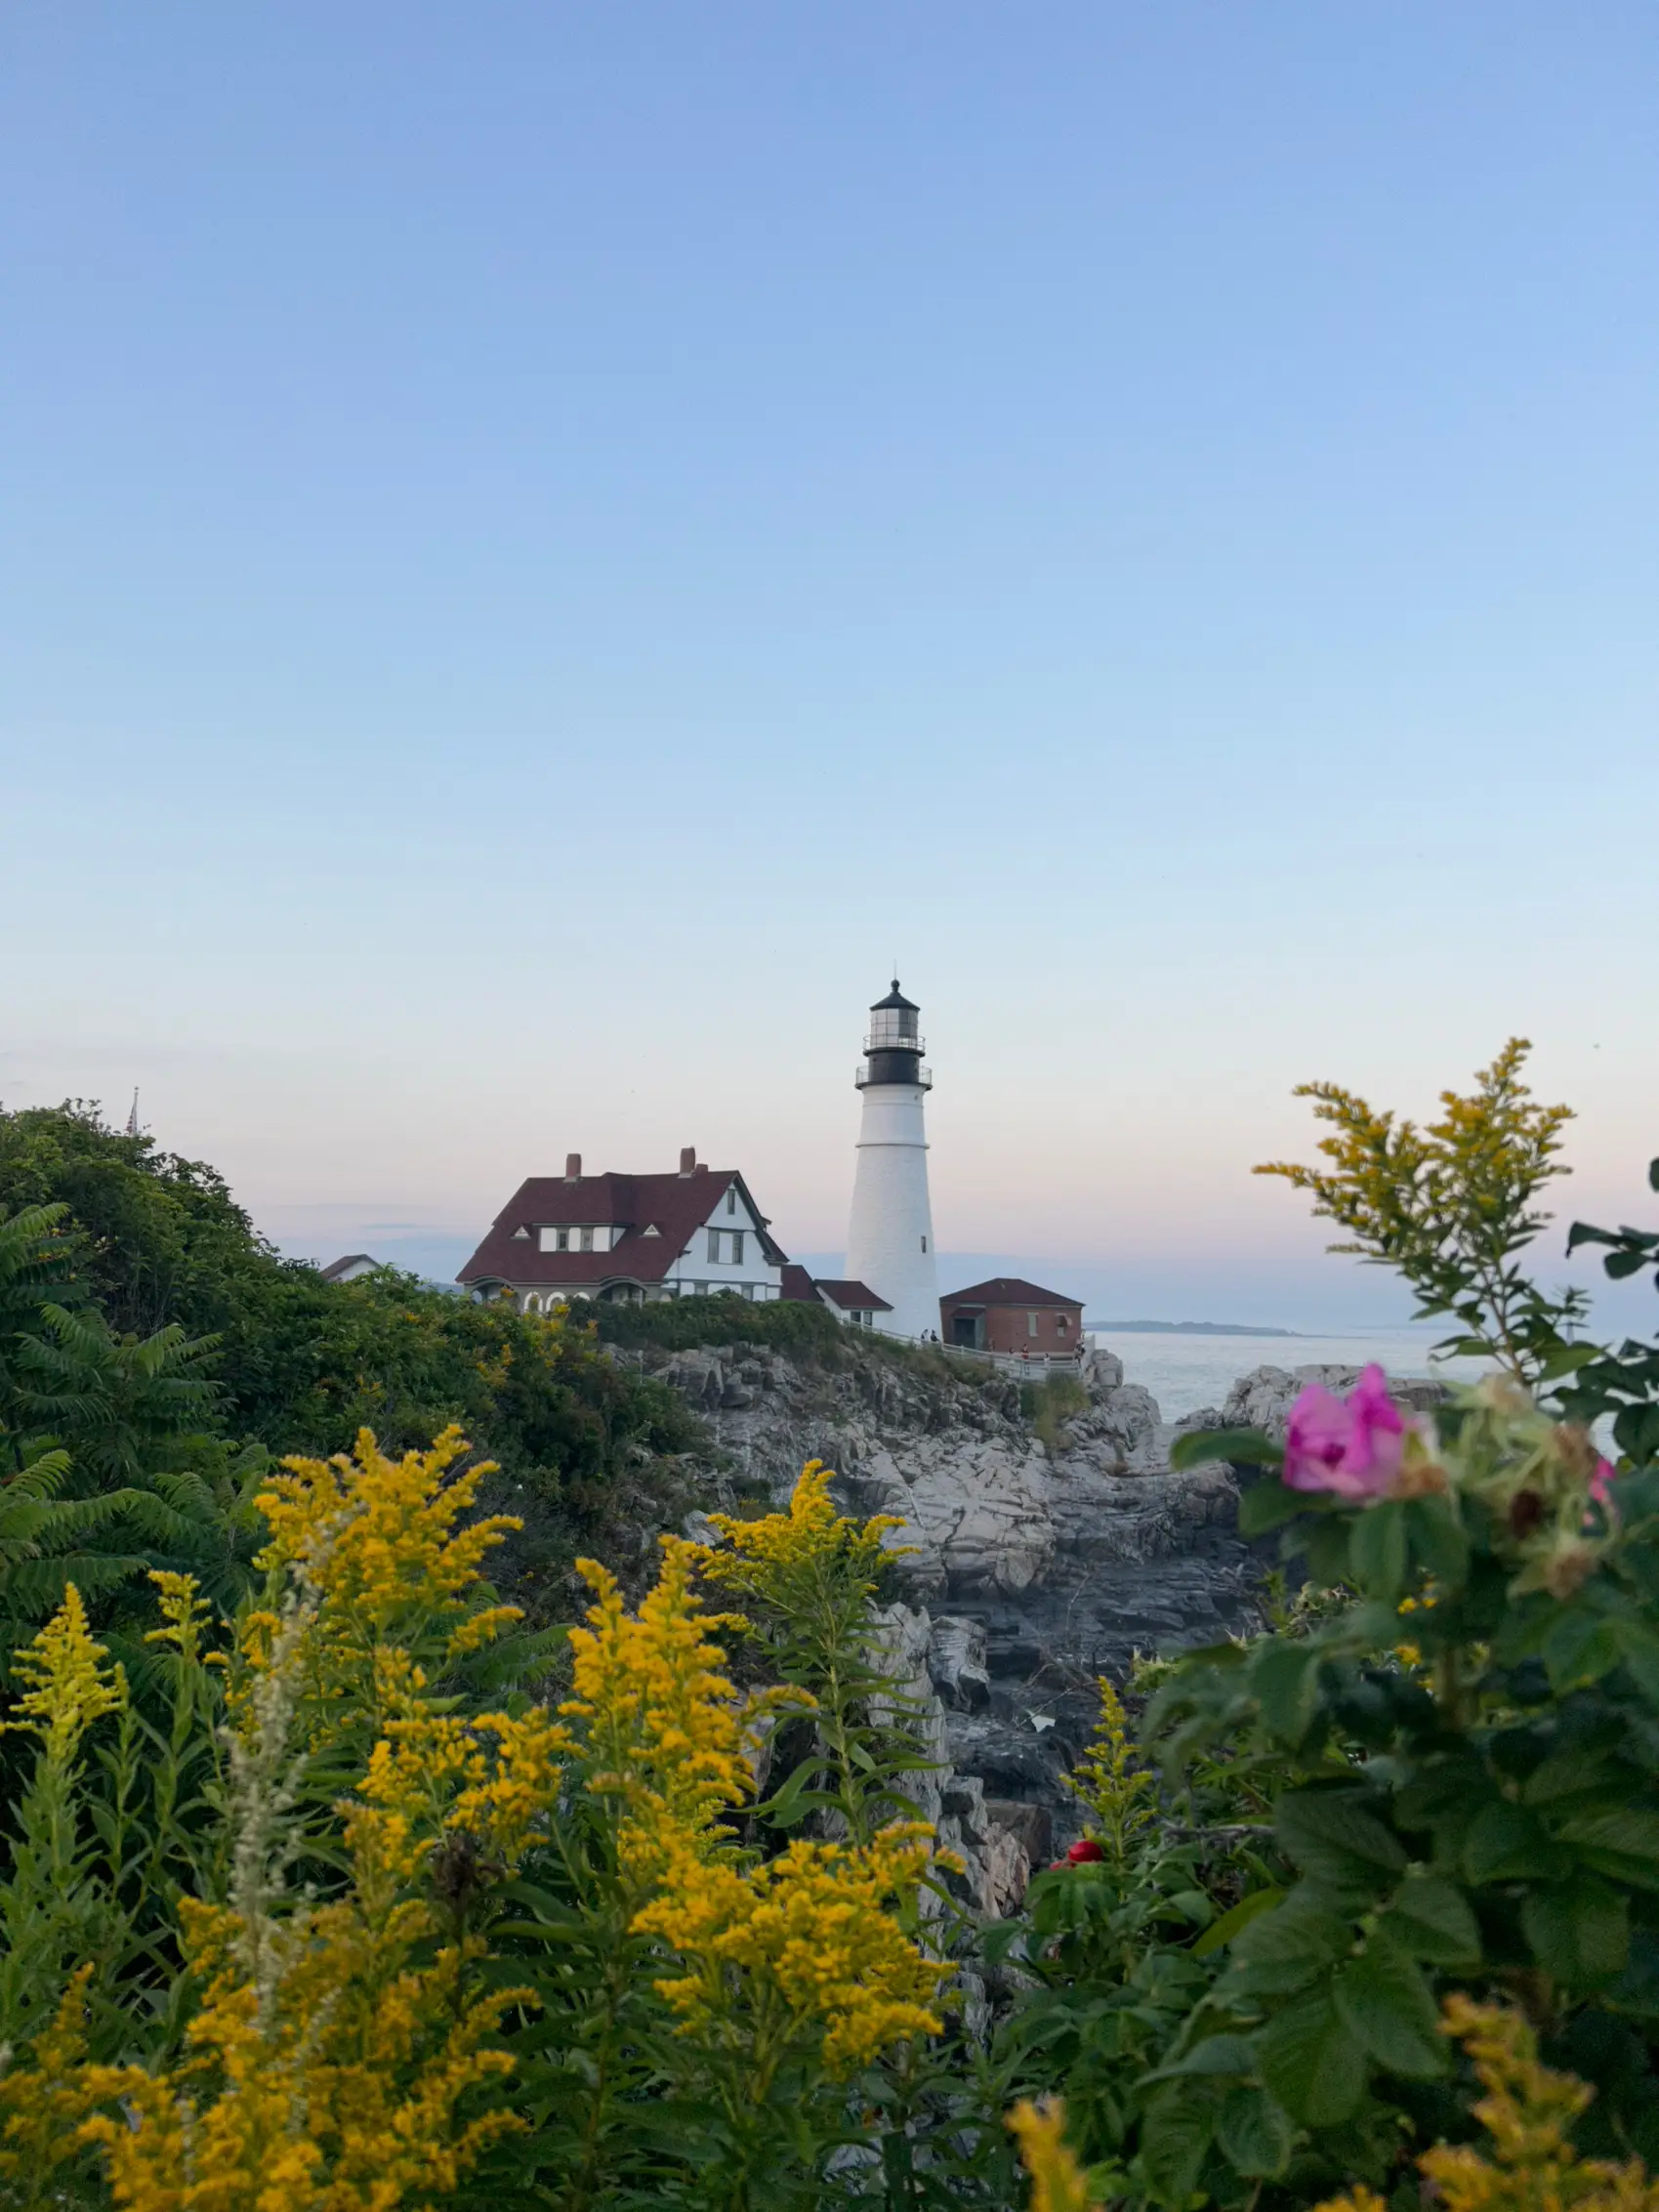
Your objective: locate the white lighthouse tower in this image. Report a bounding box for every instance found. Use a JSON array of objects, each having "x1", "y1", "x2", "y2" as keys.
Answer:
[{"x1": 844, "y1": 980, "x2": 938, "y2": 1341}]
